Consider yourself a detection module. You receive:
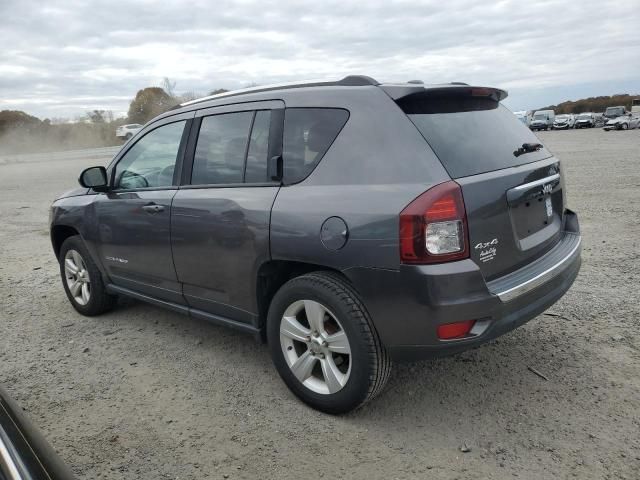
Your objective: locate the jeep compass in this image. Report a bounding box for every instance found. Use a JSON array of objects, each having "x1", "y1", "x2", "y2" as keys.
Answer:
[{"x1": 50, "y1": 76, "x2": 581, "y2": 413}]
